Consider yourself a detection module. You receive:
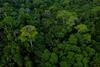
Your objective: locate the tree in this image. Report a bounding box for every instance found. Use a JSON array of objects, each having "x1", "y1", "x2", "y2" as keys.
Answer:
[
  {"x1": 75, "y1": 24, "x2": 88, "y2": 33},
  {"x1": 0, "y1": 0, "x2": 98, "y2": 67},
  {"x1": 19, "y1": 25, "x2": 38, "y2": 47}
]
